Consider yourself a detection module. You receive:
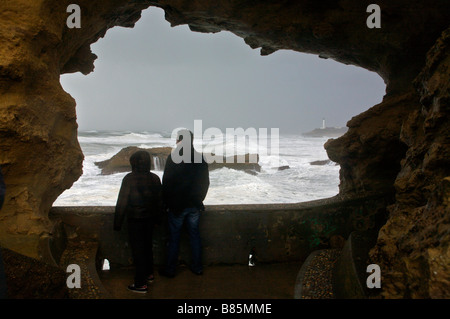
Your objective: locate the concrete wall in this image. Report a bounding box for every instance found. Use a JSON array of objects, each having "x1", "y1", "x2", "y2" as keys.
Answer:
[{"x1": 49, "y1": 195, "x2": 390, "y2": 268}]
